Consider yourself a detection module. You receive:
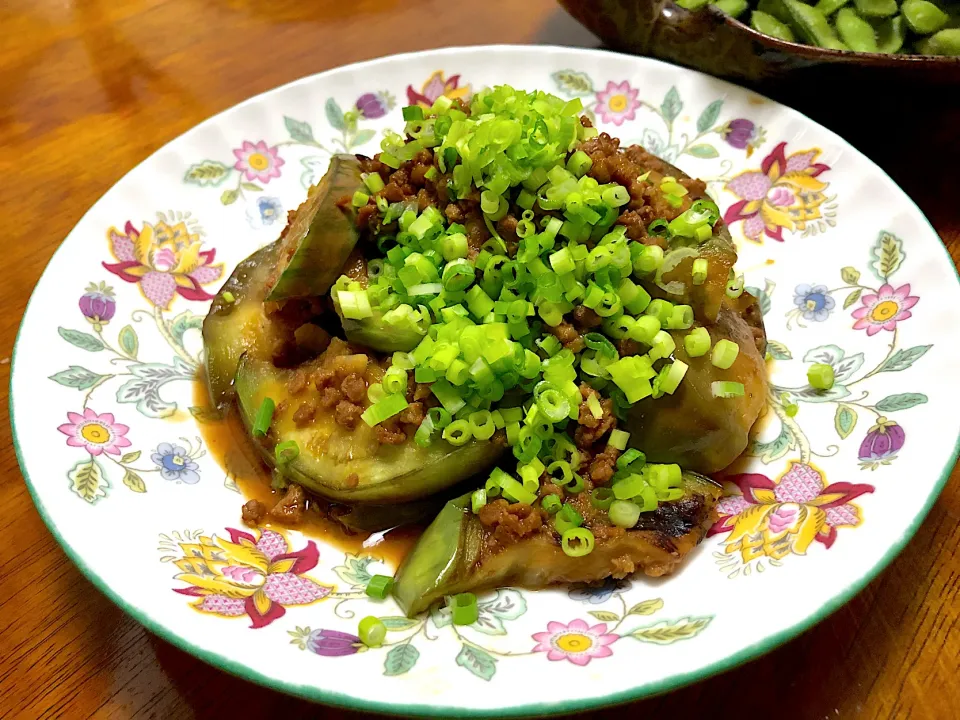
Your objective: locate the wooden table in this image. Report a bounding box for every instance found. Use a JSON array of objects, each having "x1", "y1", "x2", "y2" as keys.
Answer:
[{"x1": 2, "y1": 1, "x2": 958, "y2": 718}]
